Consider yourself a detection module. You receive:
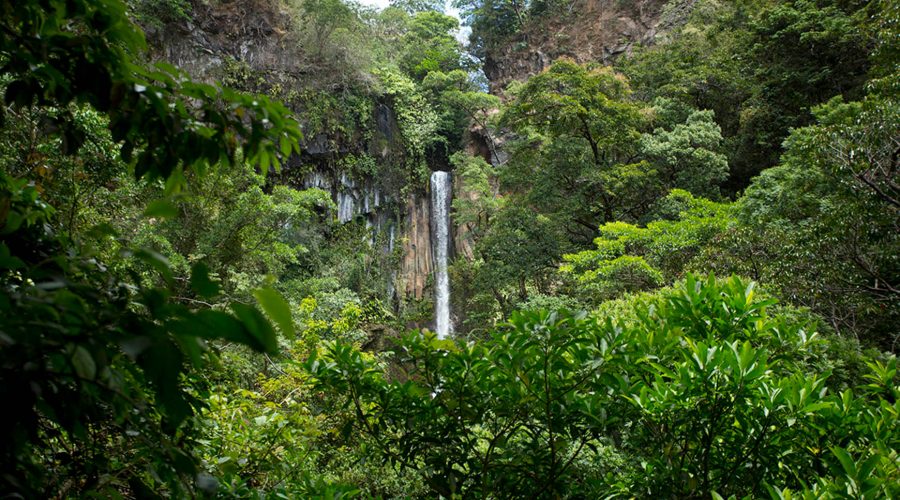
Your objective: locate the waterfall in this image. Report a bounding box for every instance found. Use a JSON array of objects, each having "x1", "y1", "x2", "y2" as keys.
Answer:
[
  {"x1": 387, "y1": 222, "x2": 396, "y2": 303},
  {"x1": 430, "y1": 171, "x2": 452, "y2": 338}
]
